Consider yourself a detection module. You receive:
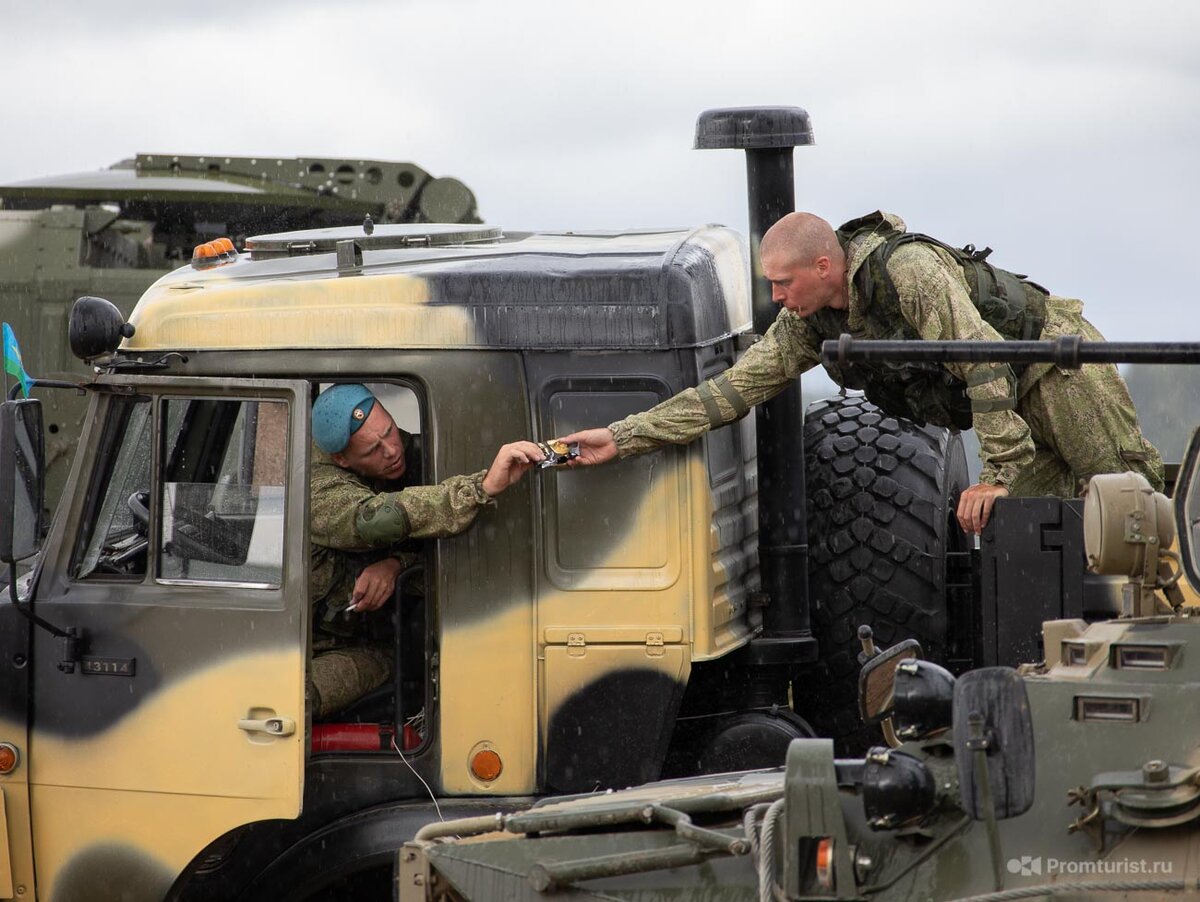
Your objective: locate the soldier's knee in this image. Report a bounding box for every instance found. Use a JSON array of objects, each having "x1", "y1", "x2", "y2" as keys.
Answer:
[{"x1": 311, "y1": 646, "x2": 393, "y2": 719}]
